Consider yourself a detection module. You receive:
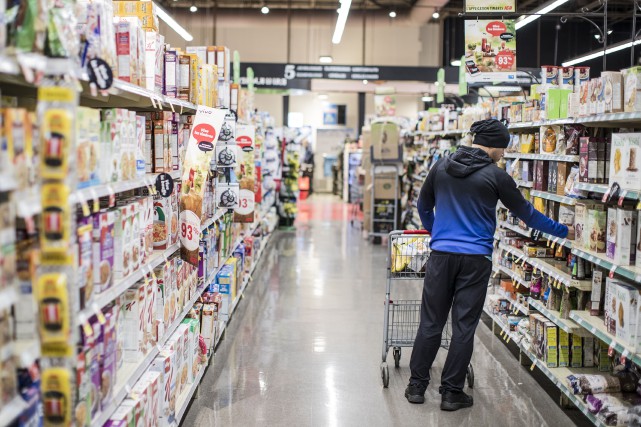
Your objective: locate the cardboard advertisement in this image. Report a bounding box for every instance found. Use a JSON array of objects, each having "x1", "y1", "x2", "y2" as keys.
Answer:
[
  {"x1": 233, "y1": 125, "x2": 256, "y2": 223},
  {"x1": 179, "y1": 106, "x2": 226, "y2": 265},
  {"x1": 370, "y1": 122, "x2": 401, "y2": 161},
  {"x1": 464, "y1": 20, "x2": 517, "y2": 83}
]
